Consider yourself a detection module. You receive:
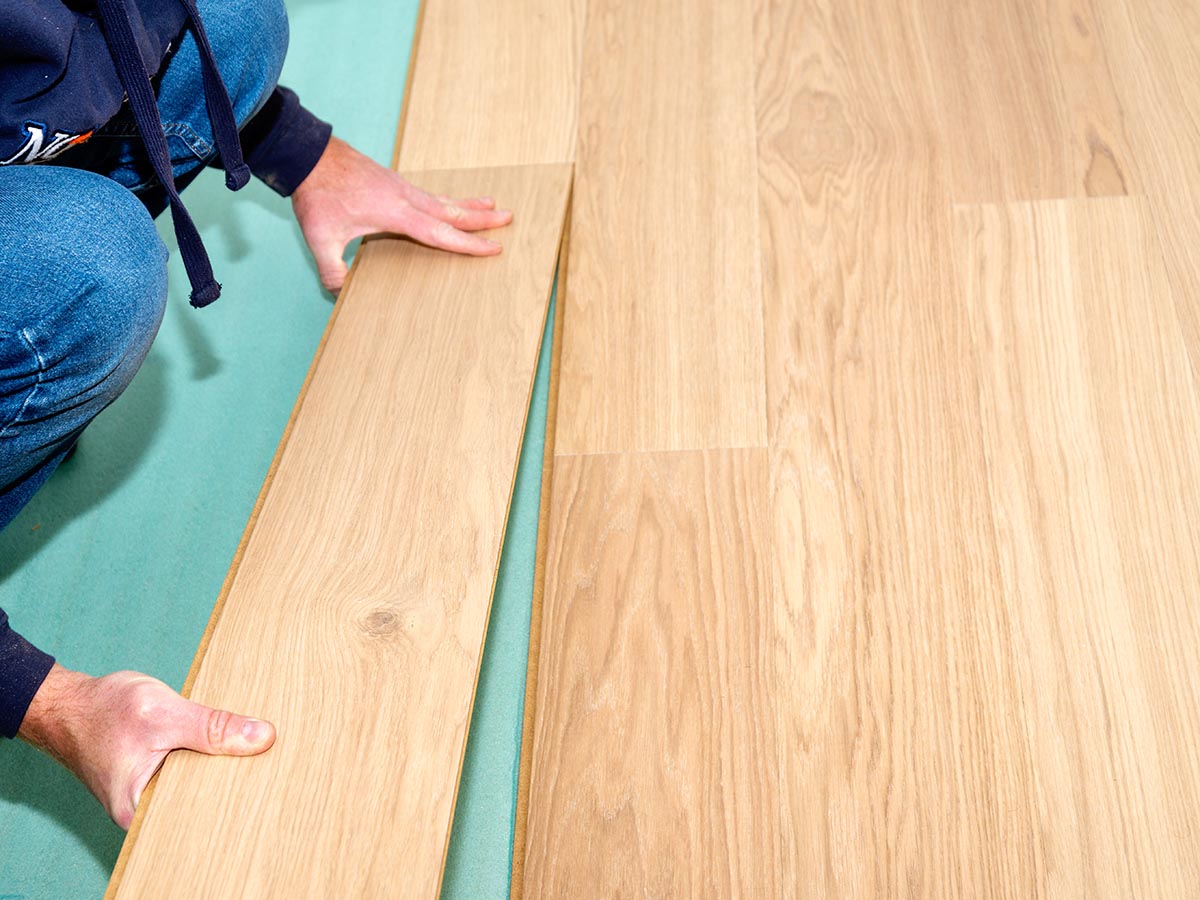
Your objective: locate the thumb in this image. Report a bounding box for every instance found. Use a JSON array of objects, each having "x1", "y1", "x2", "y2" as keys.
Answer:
[
  {"x1": 174, "y1": 700, "x2": 277, "y2": 757},
  {"x1": 311, "y1": 233, "x2": 350, "y2": 293}
]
